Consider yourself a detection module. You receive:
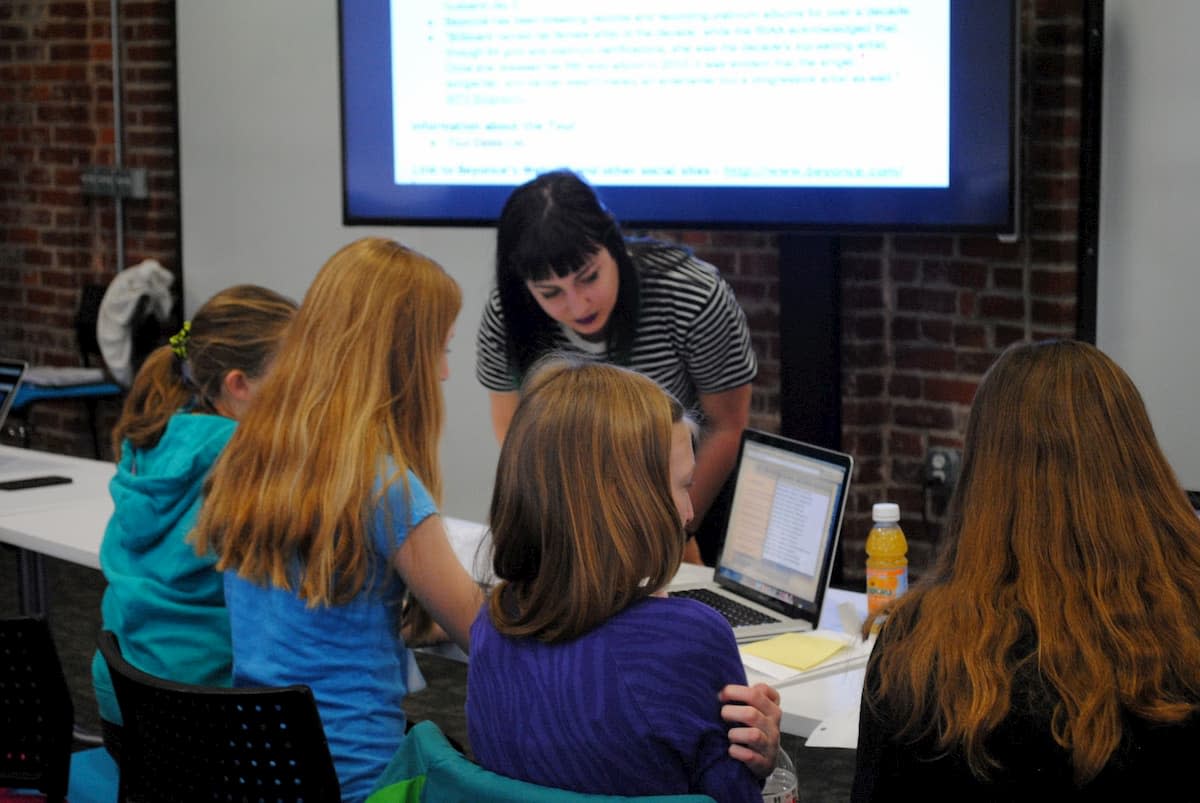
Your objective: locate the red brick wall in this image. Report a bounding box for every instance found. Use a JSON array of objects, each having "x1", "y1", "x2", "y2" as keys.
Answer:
[
  {"x1": 2, "y1": 1, "x2": 1083, "y2": 581},
  {"x1": 0, "y1": 0, "x2": 177, "y2": 457}
]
